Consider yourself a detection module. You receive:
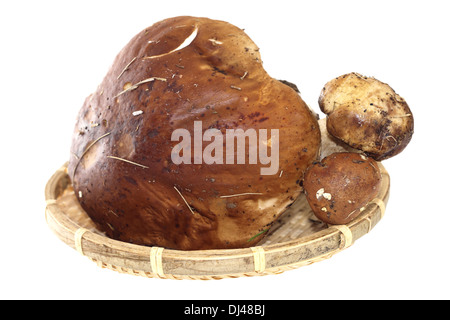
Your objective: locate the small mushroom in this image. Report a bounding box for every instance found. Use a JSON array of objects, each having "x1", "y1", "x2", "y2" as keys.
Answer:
[
  {"x1": 303, "y1": 152, "x2": 382, "y2": 225},
  {"x1": 319, "y1": 72, "x2": 414, "y2": 161}
]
